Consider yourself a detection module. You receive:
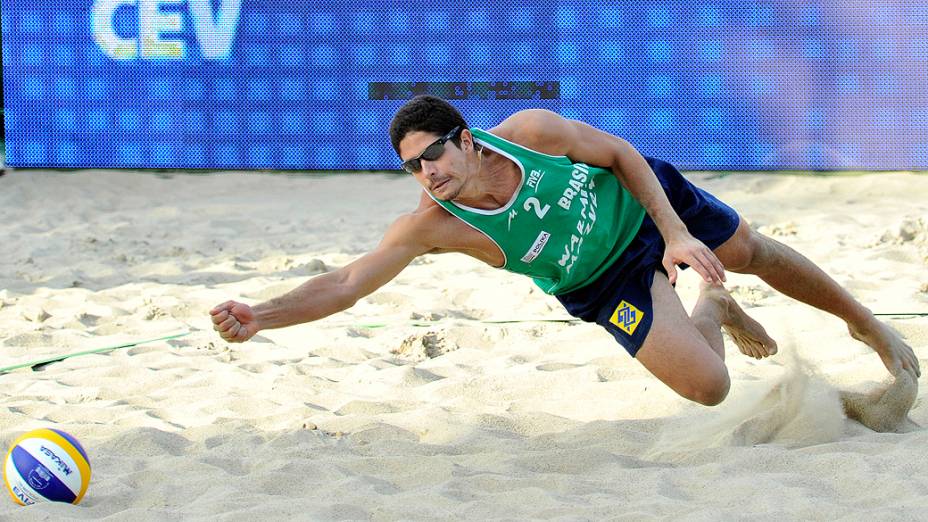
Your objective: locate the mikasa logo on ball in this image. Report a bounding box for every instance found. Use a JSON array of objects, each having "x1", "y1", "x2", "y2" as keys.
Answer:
[{"x1": 39, "y1": 446, "x2": 73, "y2": 476}]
